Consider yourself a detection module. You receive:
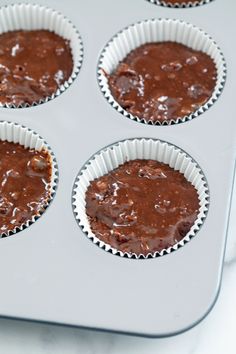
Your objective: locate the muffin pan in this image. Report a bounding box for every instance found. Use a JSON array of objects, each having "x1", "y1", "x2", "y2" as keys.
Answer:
[{"x1": 0, "y1": 0, "x2": 235, "y2": 338}]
